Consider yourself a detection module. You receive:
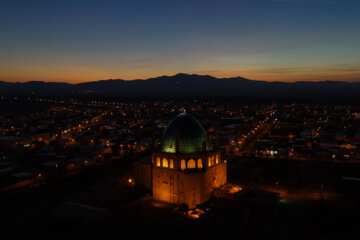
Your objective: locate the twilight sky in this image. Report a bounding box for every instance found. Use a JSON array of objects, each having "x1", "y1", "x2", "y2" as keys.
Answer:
[{"x1": 1, "y1": 0, "x2": 360, "y2": 83}]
